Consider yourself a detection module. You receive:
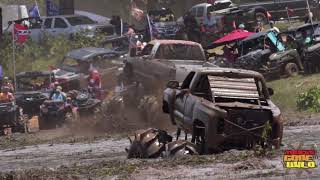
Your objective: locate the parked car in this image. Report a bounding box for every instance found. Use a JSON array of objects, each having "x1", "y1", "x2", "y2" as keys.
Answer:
[
  {"x1": 28, "y1": 15, "x2": 116, "y2": 42},
  {"x1": 52, "y1": 47, "x2": 124, "y2": 91},
  {"x1": 239, "y1": 0, "x2": 320, "y2": 21},
  {"x1": 162, "y1": 68, "x2": 283, "y2": 153},
  {"x1": 188, "y1": 0, "x2": 320, "y2": 24}
]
